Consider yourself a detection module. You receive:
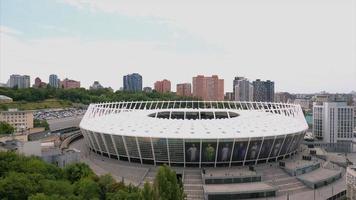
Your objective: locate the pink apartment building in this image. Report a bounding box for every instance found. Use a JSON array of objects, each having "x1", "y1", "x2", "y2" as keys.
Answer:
[
  {"x1": 176, "y1": 83, "x2": 192, "y2": 96},
  {"x1": 60, "y1": 78, "x2": 81, "y2": 89},
  {"x1": 192, "y1": 75, "x2": 224, "y2": 101},
  {"x1": 154, "y1": 79, "x2": 171, "y2": 93}
]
